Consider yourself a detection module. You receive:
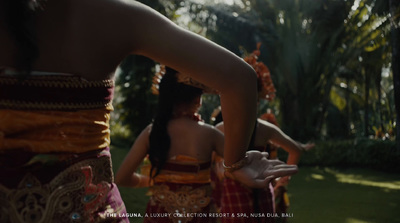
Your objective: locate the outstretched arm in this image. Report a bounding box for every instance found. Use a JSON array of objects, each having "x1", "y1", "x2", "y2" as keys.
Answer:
[
  {"x1": 258, "y1": 119, "x2": 302, "y2": 165},
  {"x1": 258, "y1": 119, "x2": 315, "y2": 165}
]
